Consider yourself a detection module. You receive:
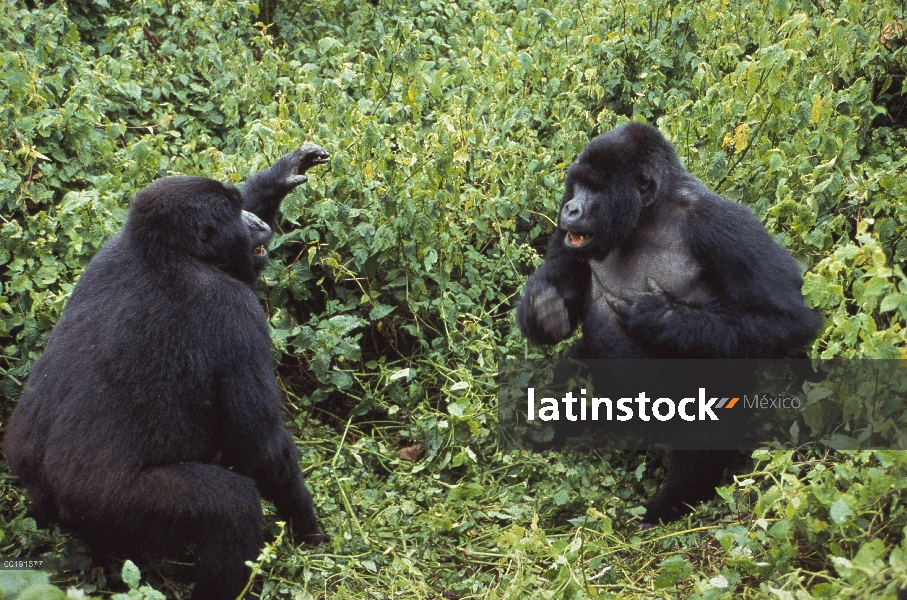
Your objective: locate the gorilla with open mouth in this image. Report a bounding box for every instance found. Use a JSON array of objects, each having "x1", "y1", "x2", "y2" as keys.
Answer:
[
  {"x1": 4, "y1": 143, "x2": 330, "y2": 600},
  {"x1": 517, "y1": 123, "x2": 821, "y2": 524}
]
